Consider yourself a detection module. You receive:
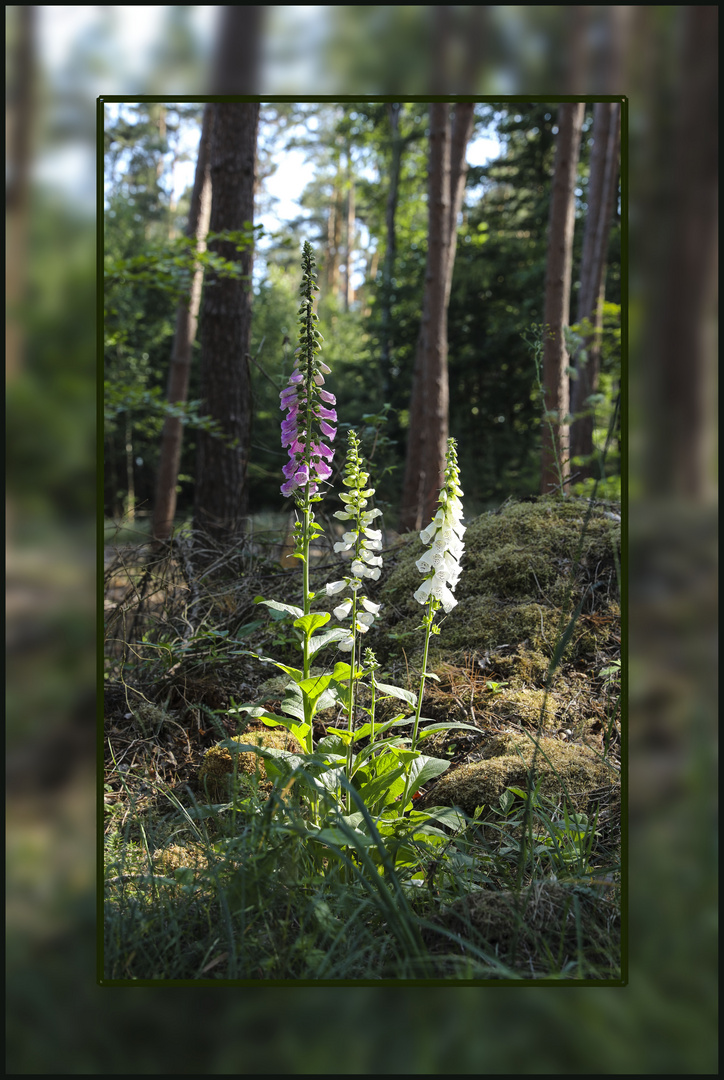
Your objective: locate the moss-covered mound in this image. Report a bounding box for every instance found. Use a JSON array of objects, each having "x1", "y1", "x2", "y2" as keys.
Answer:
[
  {"x1": 417, "y1": 730, "x2": 618, "y2": 817},
  {"x1": 352, "y1": 497, "x2": 619, "y2": 681},
  {"x1": 198, "y1": 726, "x2": 304, "y2": 801}
]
